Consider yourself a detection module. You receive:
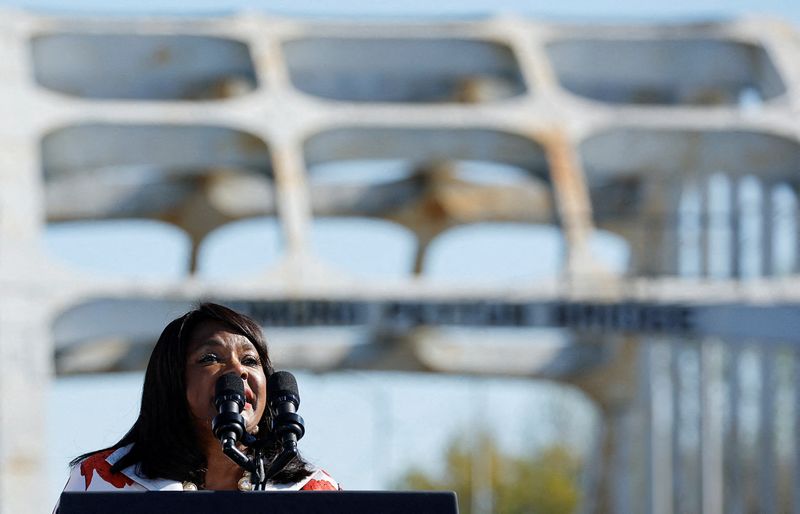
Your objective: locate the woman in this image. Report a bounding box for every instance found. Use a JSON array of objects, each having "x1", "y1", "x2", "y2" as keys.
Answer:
[{"x1": 55, "y1": 303, "x2": 338, "y2": 508}]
